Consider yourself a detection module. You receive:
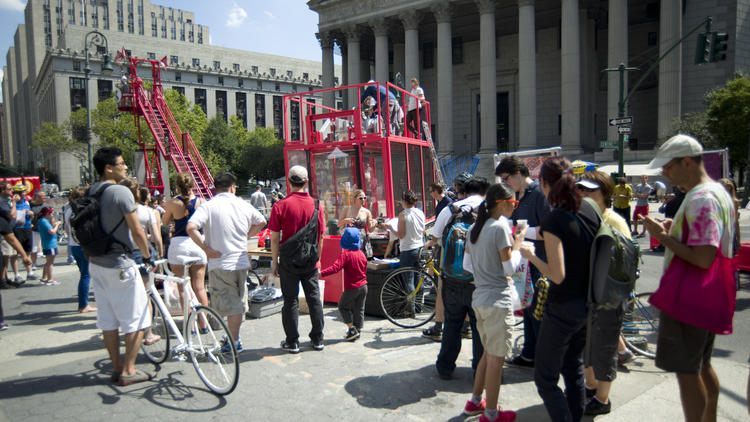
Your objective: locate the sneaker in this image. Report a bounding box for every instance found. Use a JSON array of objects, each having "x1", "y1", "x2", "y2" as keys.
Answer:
[
  {"x1": 344, "y1": 327, "x2": 360, "y2": 341},
  {"x1": 507, "y1": 355, "x2": 535, "y2": 368},
  {"x1": 618, "y1": 349, "x2": 635, "y2": 365},
  {"x1": 585, "y1": 386, "x2": 597, "y2": 399},
  {"x1": 422, "y1": 324, "x2": 442, "y2": 341},
  {"x1": 280, "y1": 340, "x2": 300, "y2": 354},
  {"x1": 479, "y1": 409, "x2": 517, "y2": 422},
  {"x1": 40, "y1": 279, "x2": 49, "y2": 285},
  {"x1": 46, "y1": 279, "x2": 60, "y2": 286},
  {"x1": 584, "y1": 397, "x2": 611, "y2": 416},
  {"x1": 220, "y1": 337, "x2": 243, "y2": 354},
  {"x1": 13, "y1": 276, "x2": 25, "y2": 286},
  {"x1": 26, "y1": 274, "x2": 39, "y2": 280},
  {"x1": 0, "y1": 322, "x2": 8, "y2": 331},
  {"x1": 460, "y1": 322, "x2": 472, "y2": 339},
  {"x1": 311, "y1": 339, "x2": 325, "y2": 351},
  {"x1": 463, "y1": 398, "x2": 486, "y2": 416}
]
